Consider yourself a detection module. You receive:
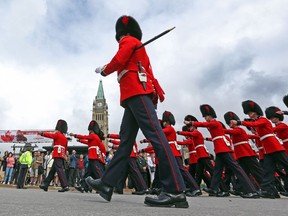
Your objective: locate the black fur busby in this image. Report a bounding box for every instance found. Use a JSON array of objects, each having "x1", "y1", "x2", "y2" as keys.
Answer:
[
  {"x1": 88, "y1": 120, "x2": 104, "y2": 140},
  {"x1": 182, "y1": 125, "x2": 188, "y2": 132},
  {"x1": 283, "y1": 95, "x2": 288, "y2": 108},
  {"x1": 115, "y1": 15, "x2": 142, "y2": 42},
  {"x1": 224, "y1": 111, "x2": 240, "y2": 125},
  {"x1": 184, "y1": 115, "x2": 198, "y2": 122},
  {"x1": 162, "y1": 111, "x2": 176, "y2": 126},
  {"x1": 88, "y1": 120, "x2": 100, "y2": 134},
  {"x1": 200, "y1": 104, "x2": 217, "y2": 118},
  {"x1": 55, "y1": 119, "x2": 68, "y2": 134},
  {"x1": 265, "y1": 106, "x2": 284, "y2": 121},
  {"x1": 242, "y1": 100, "x2": 263, "y2": 116}
]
